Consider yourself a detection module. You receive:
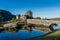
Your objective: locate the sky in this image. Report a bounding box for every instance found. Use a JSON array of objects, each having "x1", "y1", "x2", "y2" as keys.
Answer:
[{"x1": 0, "y1": 0, "x2": 60, "y2": 18}]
